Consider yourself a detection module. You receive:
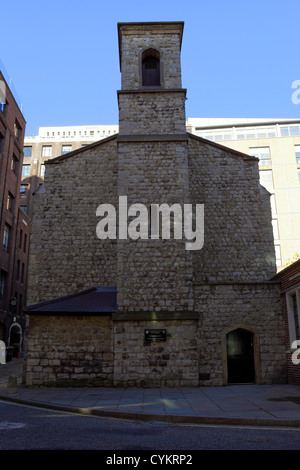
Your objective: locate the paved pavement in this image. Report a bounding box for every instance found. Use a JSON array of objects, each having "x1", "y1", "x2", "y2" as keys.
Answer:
[{"x1": 1, "y1": 358, "x2": 300, "y2": 427}]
